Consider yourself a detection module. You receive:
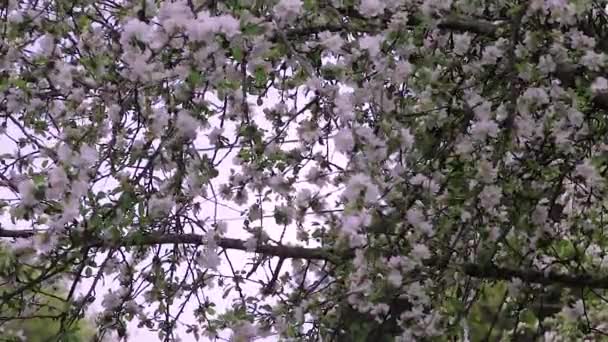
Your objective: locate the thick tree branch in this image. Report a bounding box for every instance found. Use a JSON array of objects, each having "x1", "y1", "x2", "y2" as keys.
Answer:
[
  {"x1": 1, "y1": 229, "x2": 607, "y2": 289},
  {"x1": 0, "y1": 229, "x2": 332, "y2": 260},
  {"x1": 435, "y1": 16, "x2": 500, "y2": 36},
  {"x1": 461, "y1": 263, "x2": 608, "y2": 289}
]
